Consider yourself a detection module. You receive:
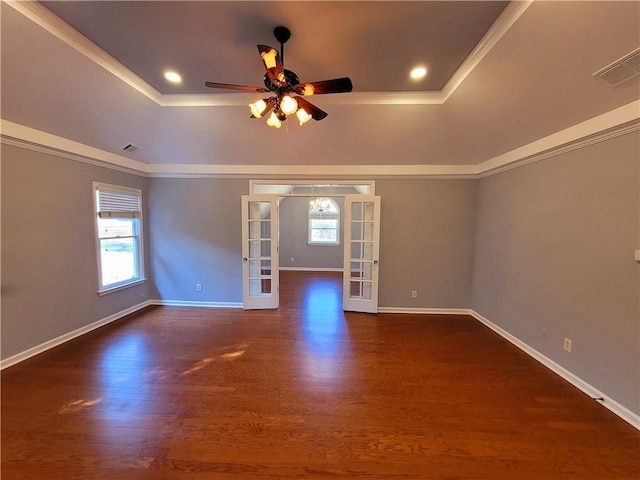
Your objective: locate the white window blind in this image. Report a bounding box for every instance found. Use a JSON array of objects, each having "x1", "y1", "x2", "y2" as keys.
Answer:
[{"x1": 96, "y1": 188, "x2": 141, "y2": 218}]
